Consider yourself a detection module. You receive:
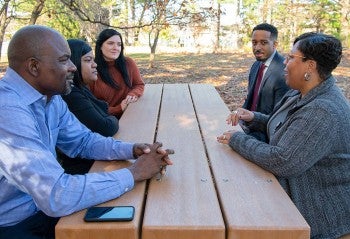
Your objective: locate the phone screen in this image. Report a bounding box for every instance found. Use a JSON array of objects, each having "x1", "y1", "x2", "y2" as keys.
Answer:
[{"x1": 84, "y1": 206, "x2": 135, "y2": 222}]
